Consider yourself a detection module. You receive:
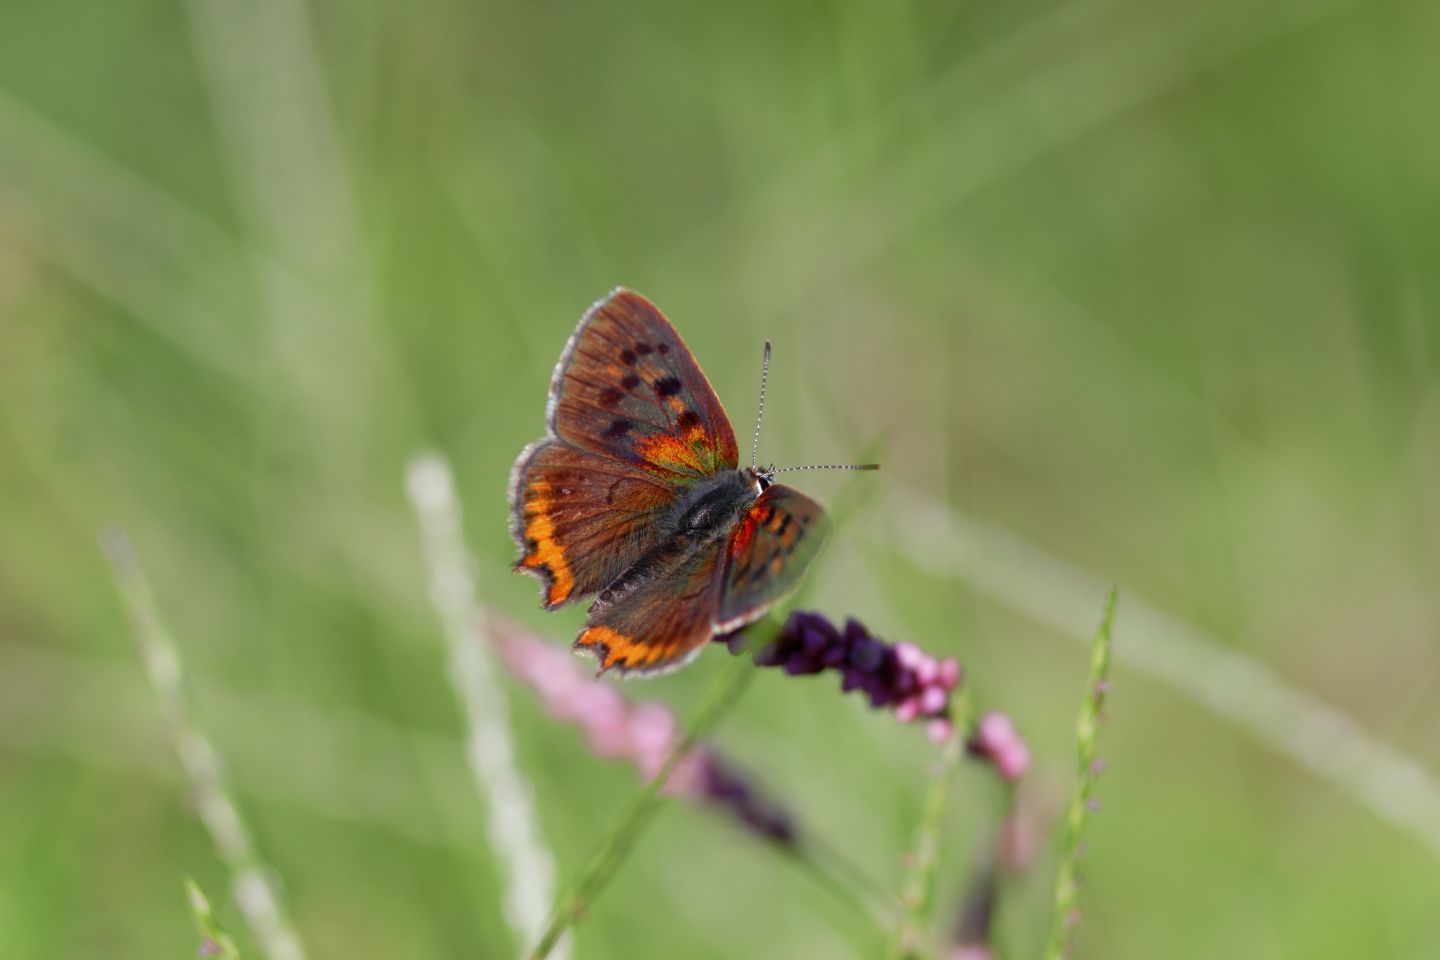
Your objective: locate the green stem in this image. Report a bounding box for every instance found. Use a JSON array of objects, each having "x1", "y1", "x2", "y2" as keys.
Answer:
[
  {"x1": 527, "y1": 657, "x2": 756, "y2": 959},
  {"x1": 887, "y1": 732, "x2": 963, "y2": 960},
  {"x1": 184, "y1": 877, "x2": 241, "y2": 959},
  {"x1": 795, "y1": 832, "x2": 892, "y2": 924},
  {"x1": 1043, "y1": 587, "x2": 1118, "y2": 960},
  {"x1": 781, "y1": 838, "x2": 891, "y2": 941},
  {"x1": 883, "y1": 663, "x2": 979, "y2": 960}
]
